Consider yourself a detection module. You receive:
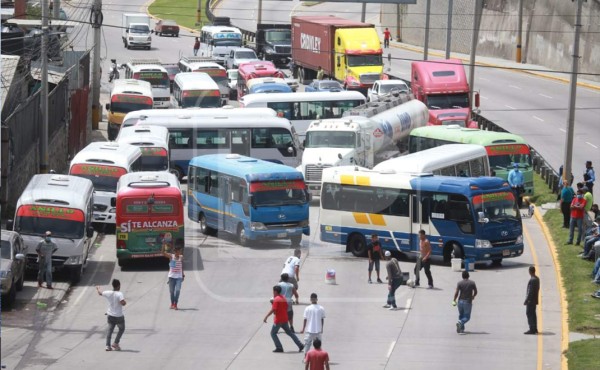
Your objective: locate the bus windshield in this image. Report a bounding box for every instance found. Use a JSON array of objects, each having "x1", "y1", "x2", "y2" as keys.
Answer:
[
  {"x1": 250, "y1": 180, "x2": 307, "y2": 206},
  {"x1": 140, "y1": 148, "x2": 169, "y2": 171},
  {"x1": 111, "y1": 95, "x2": 153, "y2": 114},
  {"x1": 347, "y1": 54, "x2": 382, "y2": 67},
  {"x1": 70, "y1": 164, "x2": 128, "y2": 192},
  {"x1": 181, "y1": 94, "x2": 221, "y2": 108},
  {"x1": 473, "y1": 191, "x2": 519, "y2": 222},
  {"x1": 236, "y1": 51, "x2": 258, "y2": 59},
  {"x1": 305, "y1": 131, "x2": 355, "y2": 148},
  {"x1": 426, "y1": 93, "x2": 470, "y2": 110},
  {"x1": 134, "y1": 72, "x2": 170, "y2": 89},
  {"x1": 15, "y1": 206, "x2": 85, "y2": 239},
  {"x1": 486, "y1": 144, "x2": 532, "y2": 169}
]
